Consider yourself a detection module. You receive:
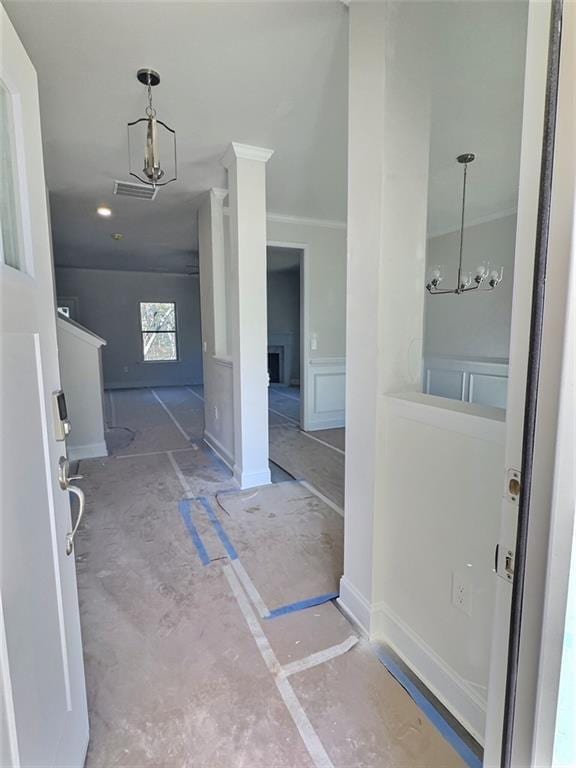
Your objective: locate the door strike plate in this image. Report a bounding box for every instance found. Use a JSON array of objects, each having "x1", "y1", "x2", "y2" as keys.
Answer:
[
  {"x1": 495, "y1": 544, "x2": 515, "y2": 582},
  {"x1": 506, "y1": 468, "x2": 521, "y2": 503}
]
